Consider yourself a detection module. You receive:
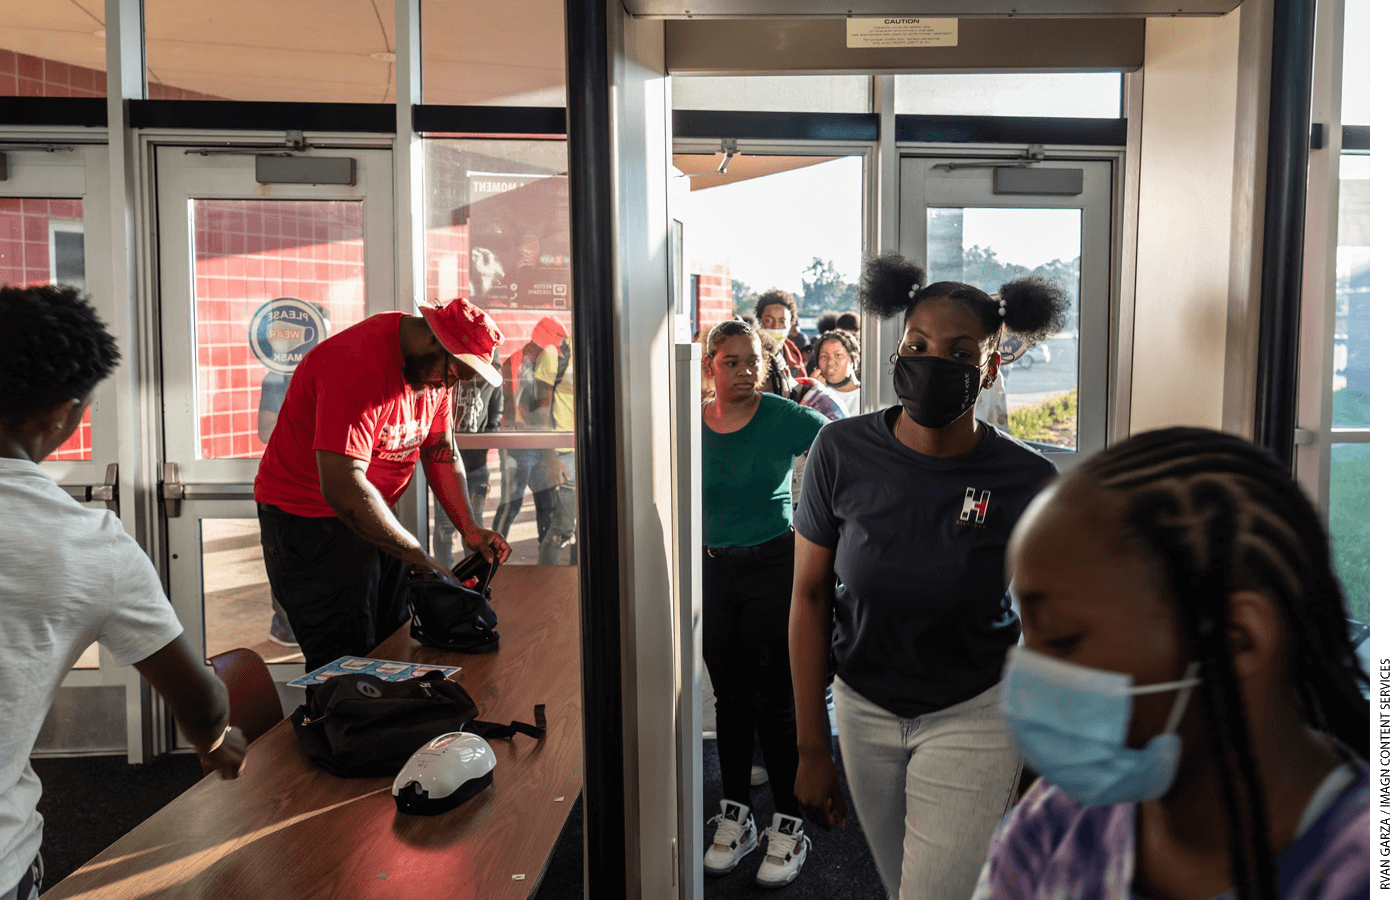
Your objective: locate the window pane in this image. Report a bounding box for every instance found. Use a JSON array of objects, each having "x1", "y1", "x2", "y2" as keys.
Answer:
[
  {"x1": 144, "y1": 0, "x2": 396, "y2": 102},
  {"x1": 0, "y1": 4, "x2": 107, "y2": 98},
  {"x1": 1333, "y1": 154, "x2": 1369, "y2": 428},
  {"x1": 672, "y1": 75, "x2": 872, "y2": 113},
  {"x1": 1329, "y1": 444, "x2": 1369, "y2": 624},
  {"x1": 926, "y1": 207, "x2": 1082, "y2": 450},
  {"x1": 1341, "y1": 0, "x2": 1369, "y2": 126},
  {"x1": 424, "y1": 139, "x2": 576, "y2": 567},
  {"x1": 895, "y1": 73, "x2": 1122, "y2": 118},
  {"x1": 1, "y1": 197, "x2": 94, "y2": 461},
  {"x1": 422, "y1": 0, "x2": 565, "y2": 107},
  {"x1": 681, "y1": 156, "x2": 864, "y2": 331},
  {"x1": 201, "y1": 518, "x2": 302, "y2": 665},
  {"x1": 191, "y1": 199, "x2": 366, "y2": 460}
]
